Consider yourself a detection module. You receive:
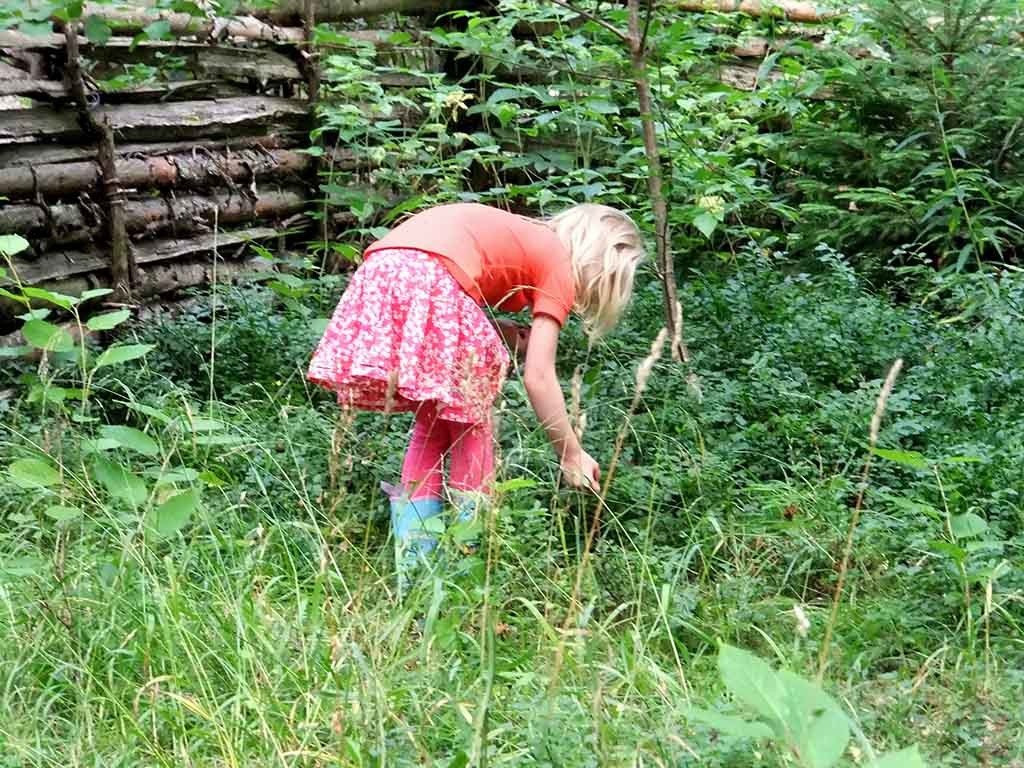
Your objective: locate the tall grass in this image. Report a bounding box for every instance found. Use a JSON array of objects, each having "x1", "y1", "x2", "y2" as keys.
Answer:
[{"x1": 2, "y1": 258, "x2": 1023, "y2": 765}]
